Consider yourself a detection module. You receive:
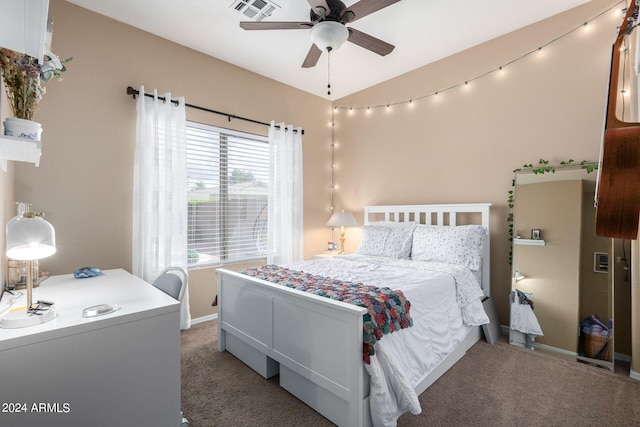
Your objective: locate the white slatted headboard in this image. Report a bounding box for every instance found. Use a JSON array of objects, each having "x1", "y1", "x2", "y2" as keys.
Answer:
[{"x1": 363, "y1": 203, "x2": 491, "y2": 297}]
